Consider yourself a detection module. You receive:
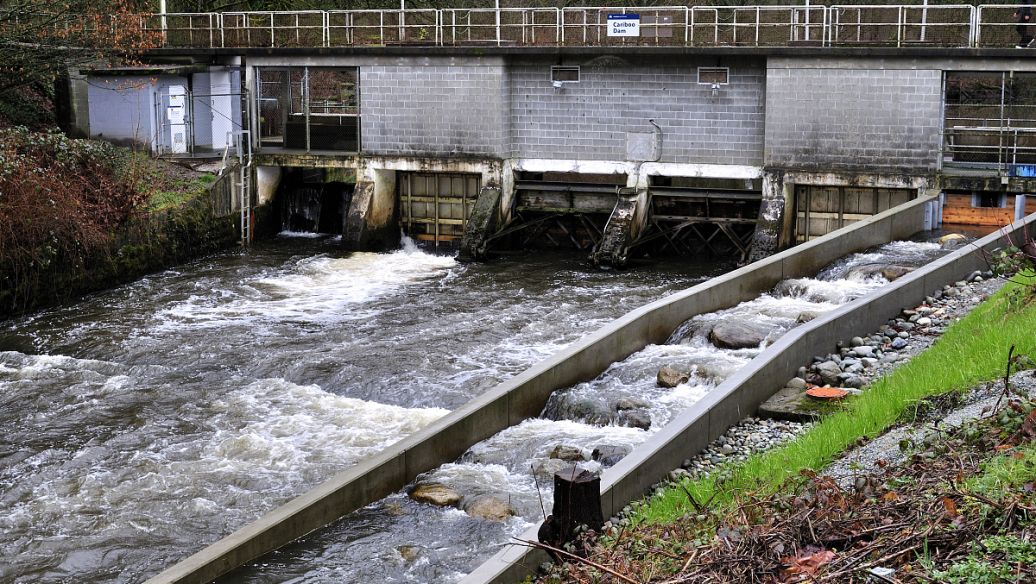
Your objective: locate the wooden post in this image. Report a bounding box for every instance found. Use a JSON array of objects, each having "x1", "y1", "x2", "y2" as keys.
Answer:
[{"x1": 538, "y1": 465, "x2": 604, "y2": 552}]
